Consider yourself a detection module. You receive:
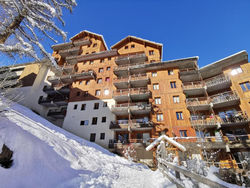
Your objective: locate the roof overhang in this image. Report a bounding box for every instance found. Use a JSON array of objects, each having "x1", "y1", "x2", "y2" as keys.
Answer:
[{"x1": 200, "y1": 50, "x2": 248, "y2": 79}]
